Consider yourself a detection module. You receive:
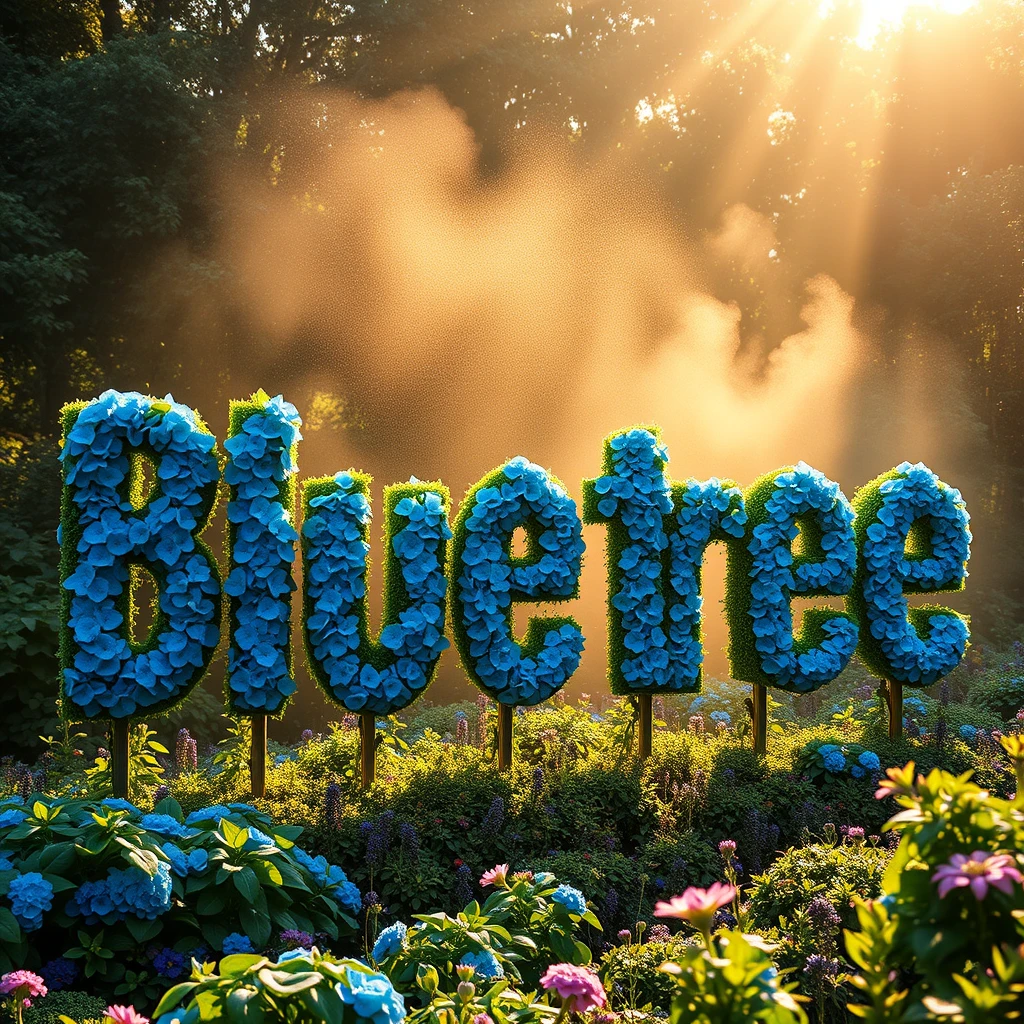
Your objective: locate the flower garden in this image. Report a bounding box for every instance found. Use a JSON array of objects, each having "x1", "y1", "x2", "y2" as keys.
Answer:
[{"x1": 3, "y1": 390, "x2": 1024, "y2": 1024}]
